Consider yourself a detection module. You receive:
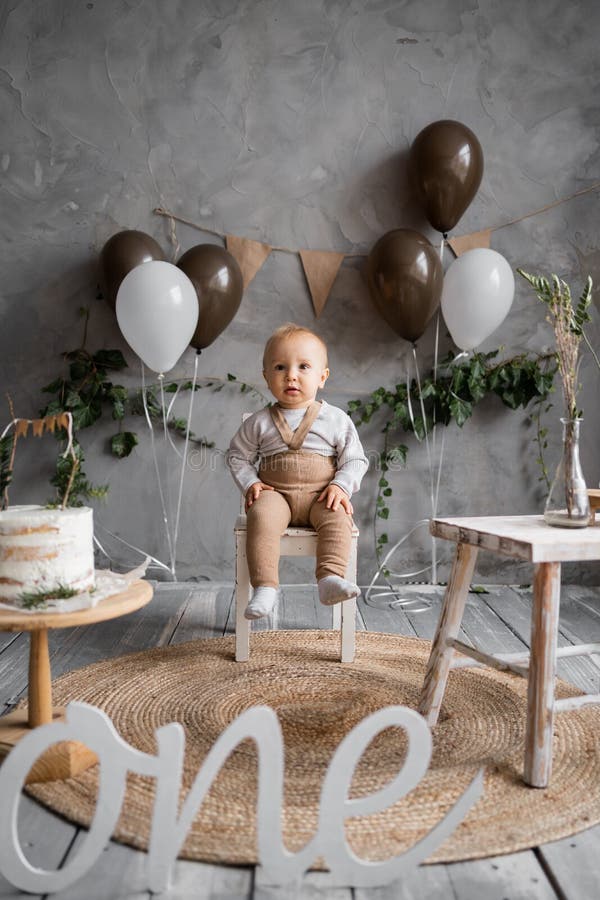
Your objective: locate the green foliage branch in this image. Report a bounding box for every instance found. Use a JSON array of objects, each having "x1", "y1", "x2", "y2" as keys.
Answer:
[
  {"x1": 29, "y1": 309, "x2": 270, "y2": 505},
  {"x1": 348, "y1": 349, "x2": 556, "y2": 565}
]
